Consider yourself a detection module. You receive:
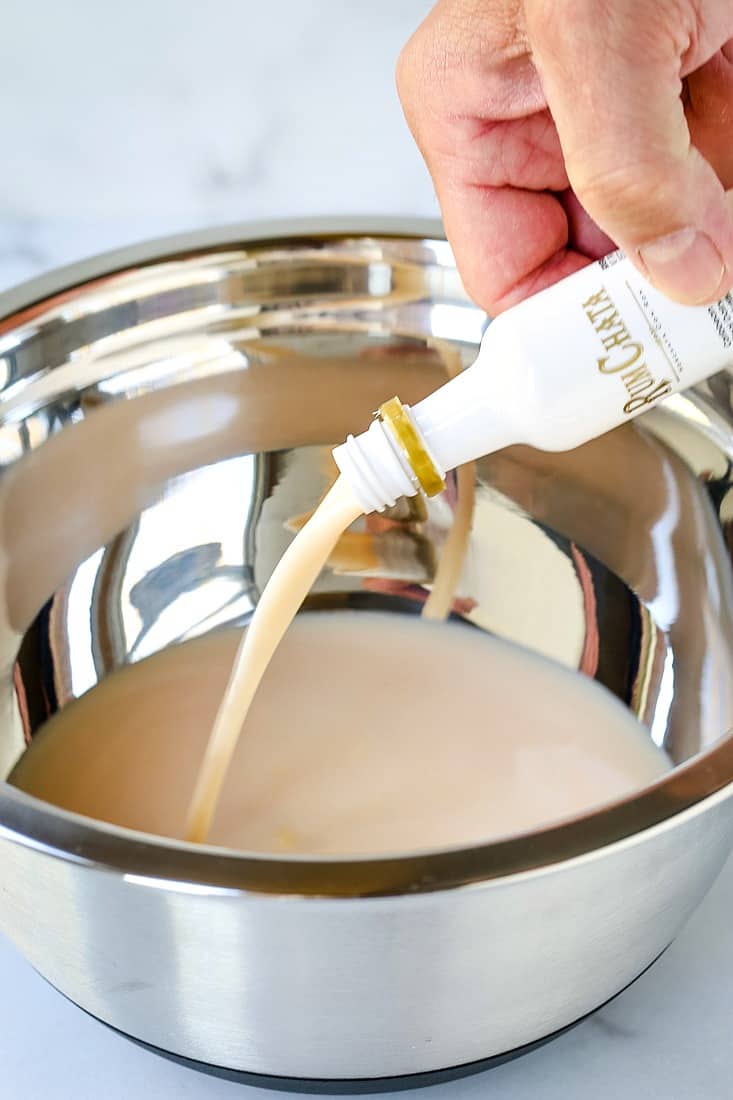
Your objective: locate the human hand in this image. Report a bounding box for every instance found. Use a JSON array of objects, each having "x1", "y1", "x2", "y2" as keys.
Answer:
[{"x1": 398, "y1": 0, "x2": 733, "y2": 312}]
